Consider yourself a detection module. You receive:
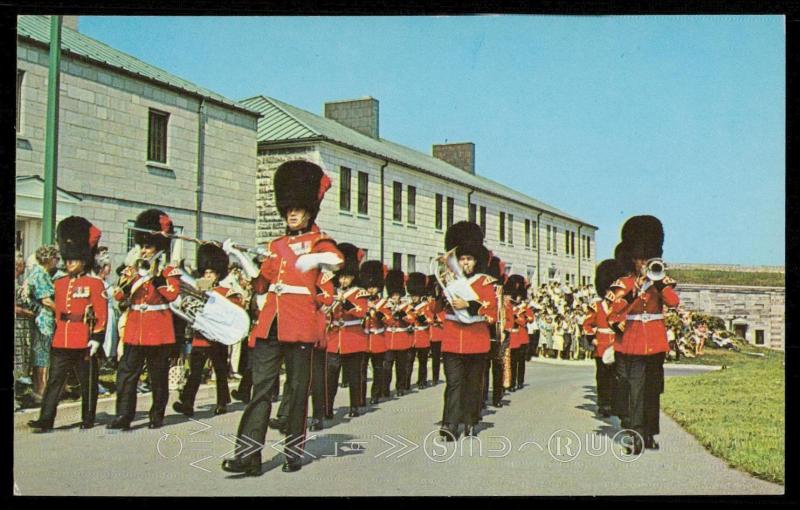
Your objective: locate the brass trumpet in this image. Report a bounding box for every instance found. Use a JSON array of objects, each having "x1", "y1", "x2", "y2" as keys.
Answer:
[{"x1": 645, "y1": 258, "x2": 667, "y2": 281}]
